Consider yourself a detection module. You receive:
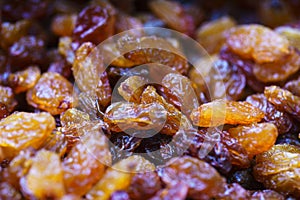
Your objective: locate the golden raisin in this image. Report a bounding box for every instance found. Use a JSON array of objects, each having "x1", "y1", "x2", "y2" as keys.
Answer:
[
  {"x1": 51, "y1": 14, "x2": 77, "y2": 37},
  {"x1": 26, "y1": 72, "x2": 73, "y2": 115},
  {"x1": 0, "y1": 86, "x2": 17, "y2": 112},
  {"x1": 190, "y1": 99, "x2": 264, "y2": 127},
  {"x1": 118, "y1": 76, "x2": 146, "y2": 103}
]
